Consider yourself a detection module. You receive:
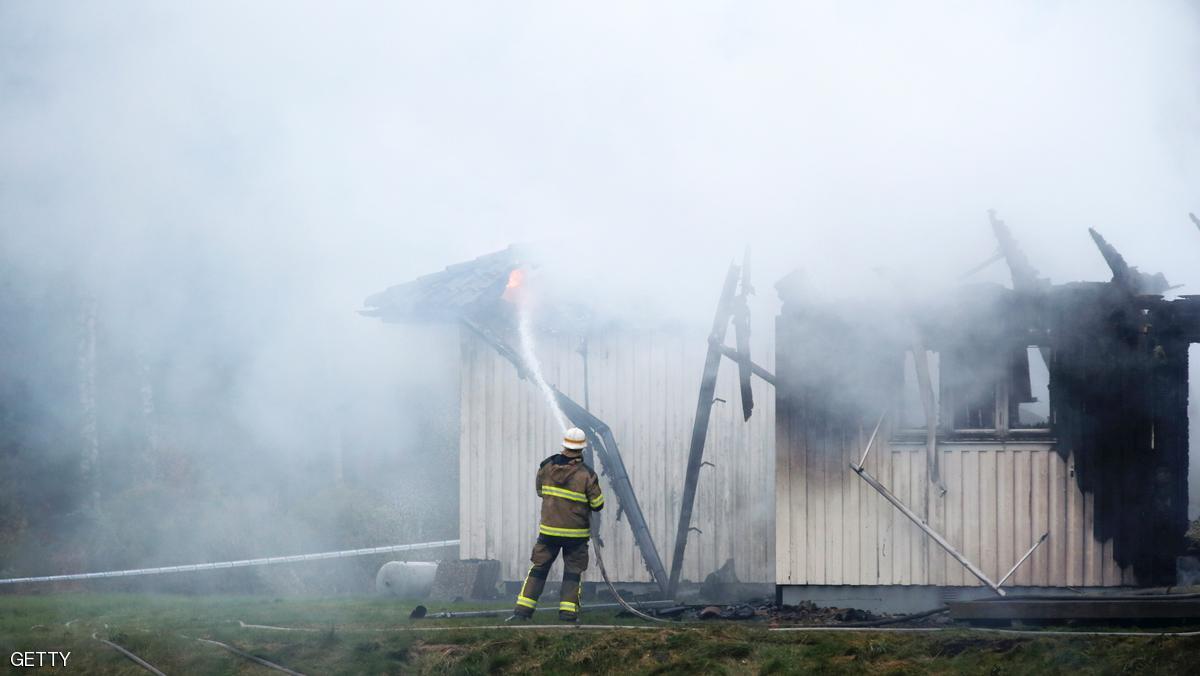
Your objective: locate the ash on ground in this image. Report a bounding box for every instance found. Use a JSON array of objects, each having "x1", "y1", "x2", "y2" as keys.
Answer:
[{"x1": 620, "y1": 599, "x2": 949, "y2": 626}]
